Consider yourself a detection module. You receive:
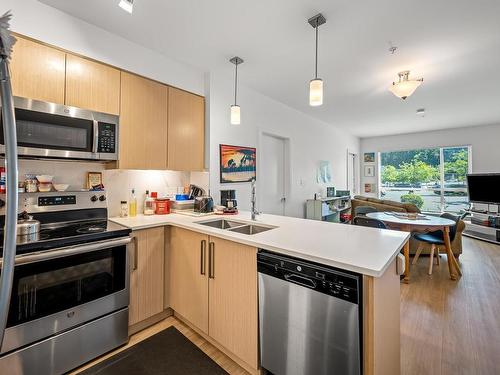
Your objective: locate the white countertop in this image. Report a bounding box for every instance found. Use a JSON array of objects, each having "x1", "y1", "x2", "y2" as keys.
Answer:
[{"x1": 109, "y1": 211, "x2": 410, "y2": 277}]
